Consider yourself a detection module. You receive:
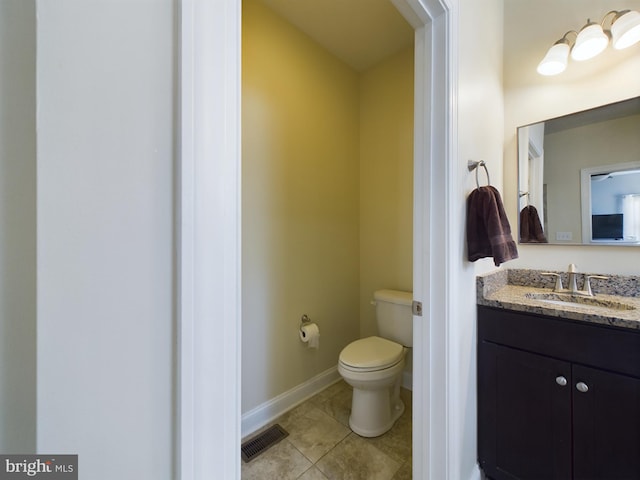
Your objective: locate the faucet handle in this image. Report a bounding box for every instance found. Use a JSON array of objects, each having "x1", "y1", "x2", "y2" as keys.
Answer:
[
  {"x1": 542, "y1": 272, "x2": 563, "y2": 292},
  {"x1": 584, "y1": 275, "x2": 609, "y2": 296},
  {"x1": 568, "y1": 263, "x2": 578, "y2": 273}
]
